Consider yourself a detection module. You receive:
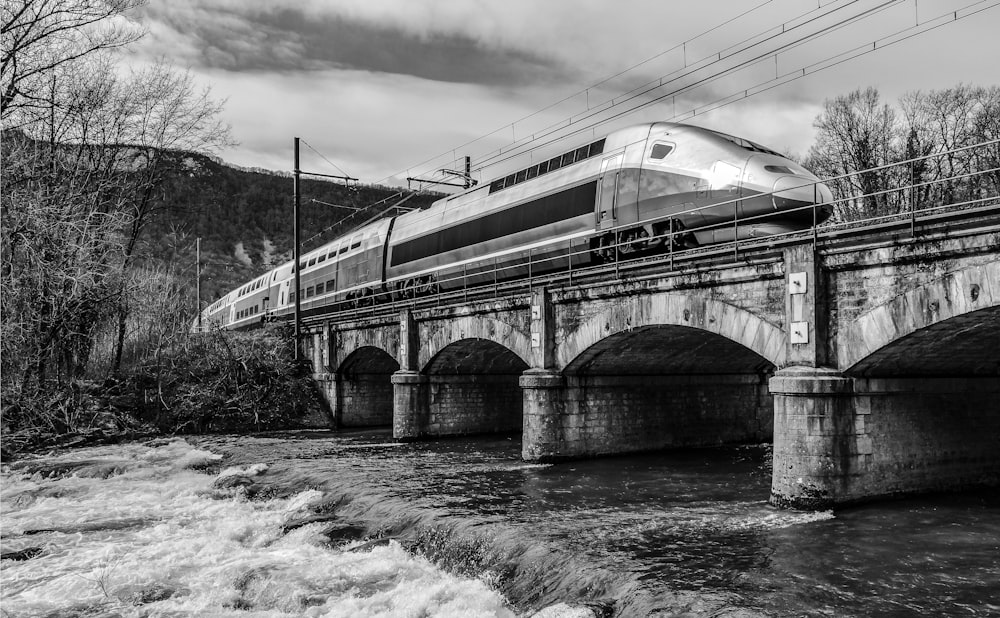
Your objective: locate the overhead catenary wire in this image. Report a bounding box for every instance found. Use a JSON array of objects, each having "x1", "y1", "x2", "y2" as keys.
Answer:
[
  {"x1": 381, "y1": 0, "x2": 994, "y2": 188},
  {"x1": 471, "y1": 0, "x2": 905, "y2": 174},
  {"x1": 372, "y1": 0, "x2": 875, "y2": 186},
  {"x1": 381, "y1": 0, "x2": 780, "y2": 185},
  {"x1": 471, "y1": 0, "x2": 995, "y2": 178},
  {"x1": 301, "y1": 138, "x2": 354, "y2": 181}
]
